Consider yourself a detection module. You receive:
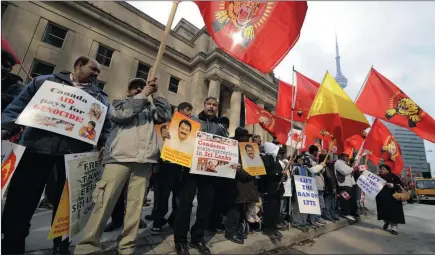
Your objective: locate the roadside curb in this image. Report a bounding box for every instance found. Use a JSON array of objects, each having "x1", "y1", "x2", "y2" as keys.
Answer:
[{"x1": 207, "y1": 218, "x2": 353, "y2": 254}]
